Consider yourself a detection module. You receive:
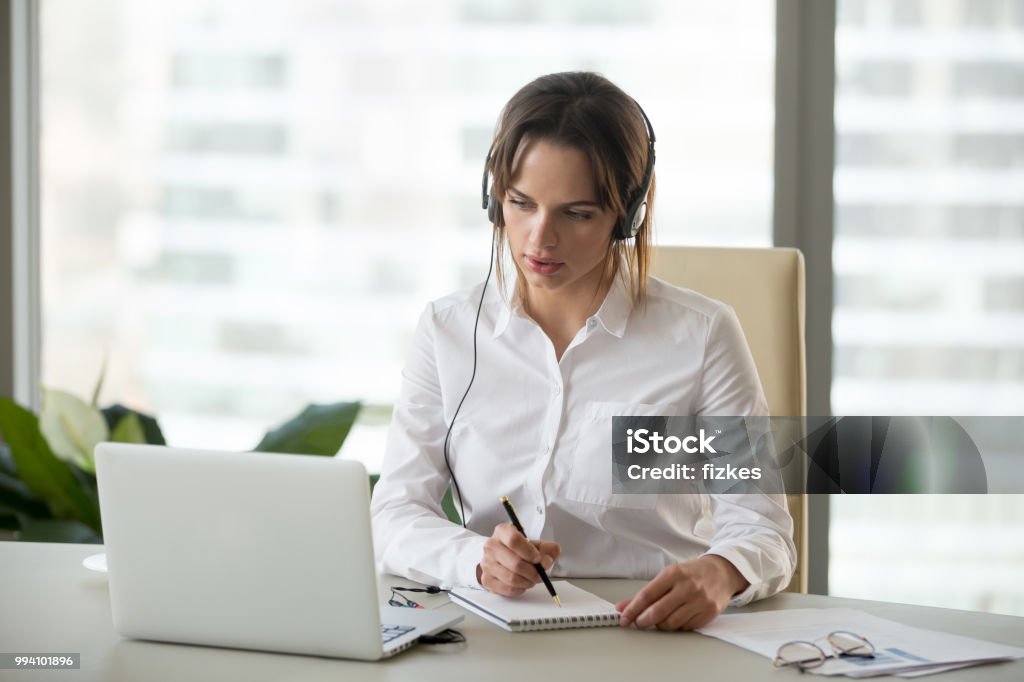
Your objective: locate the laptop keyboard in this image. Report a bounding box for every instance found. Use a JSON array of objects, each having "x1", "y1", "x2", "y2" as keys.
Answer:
[{"x1": 381, "y1": 624, "x2": 415, "y2": 643}]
